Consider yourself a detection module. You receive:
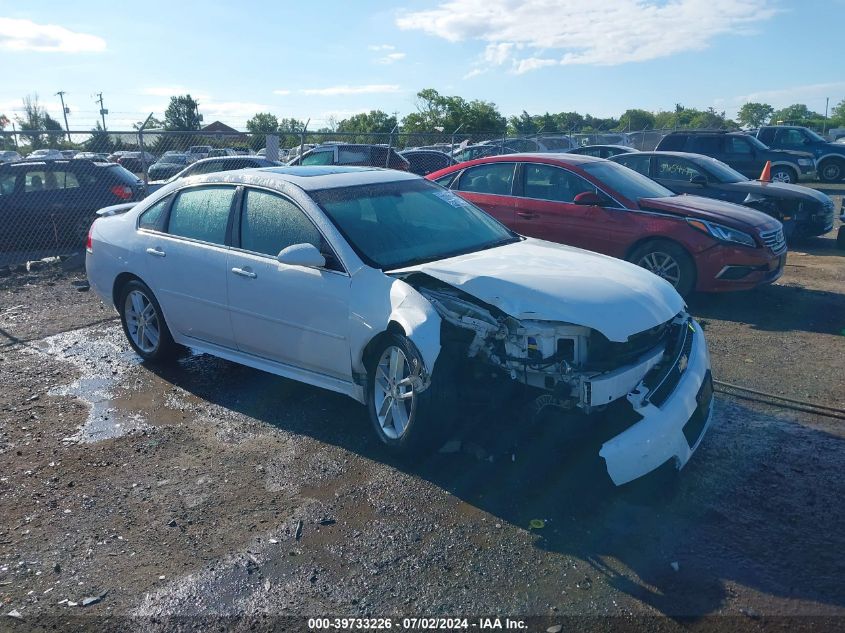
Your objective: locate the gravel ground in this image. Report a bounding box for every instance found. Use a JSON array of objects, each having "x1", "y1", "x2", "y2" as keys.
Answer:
[{"x1": 0, "y1": 208, "x2": 843, "y2": 632}]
